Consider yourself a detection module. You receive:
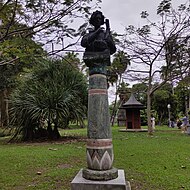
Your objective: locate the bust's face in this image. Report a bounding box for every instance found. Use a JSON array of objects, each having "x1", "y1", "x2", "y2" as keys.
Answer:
[{"x1": 93, "y1": 14, "x2": 103, "y2": 27}]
